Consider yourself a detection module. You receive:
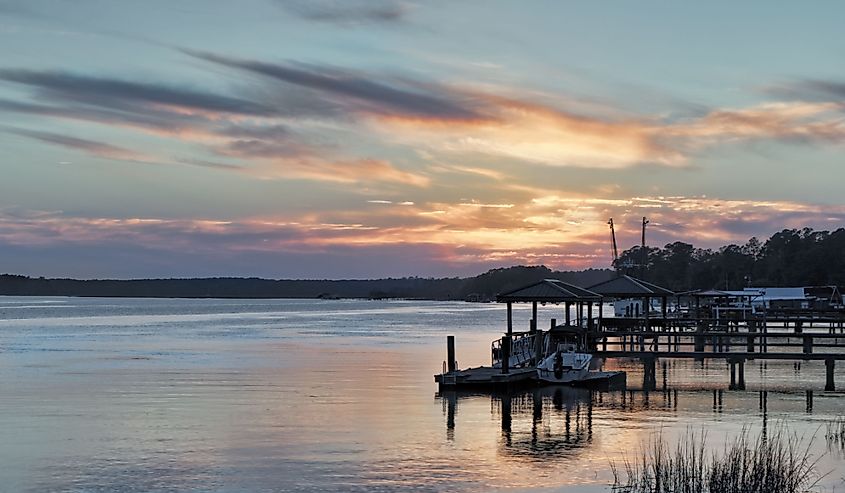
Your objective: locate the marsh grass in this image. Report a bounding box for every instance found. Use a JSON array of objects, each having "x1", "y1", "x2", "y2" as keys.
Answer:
[
  {"x1": 610, "y1": 427, "x2": 822, "y2": 493},
  {"x1": 825, "y1": 416, "x2": 845, "y2": 450}
]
